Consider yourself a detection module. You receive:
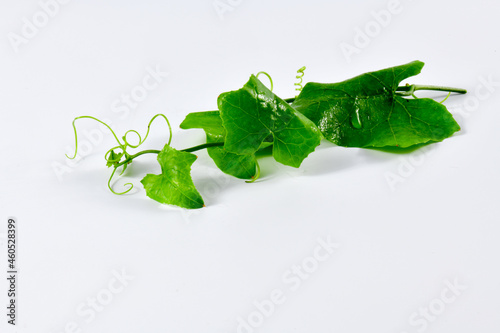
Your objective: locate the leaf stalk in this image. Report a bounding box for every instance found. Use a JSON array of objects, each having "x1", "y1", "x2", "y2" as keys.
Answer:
[
  {"x1": 395, "y1": 84, "x2": 467, "y2": 96},
  {"x1": 284, "y1": 84, "x2": 467, "y2": 104}
]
